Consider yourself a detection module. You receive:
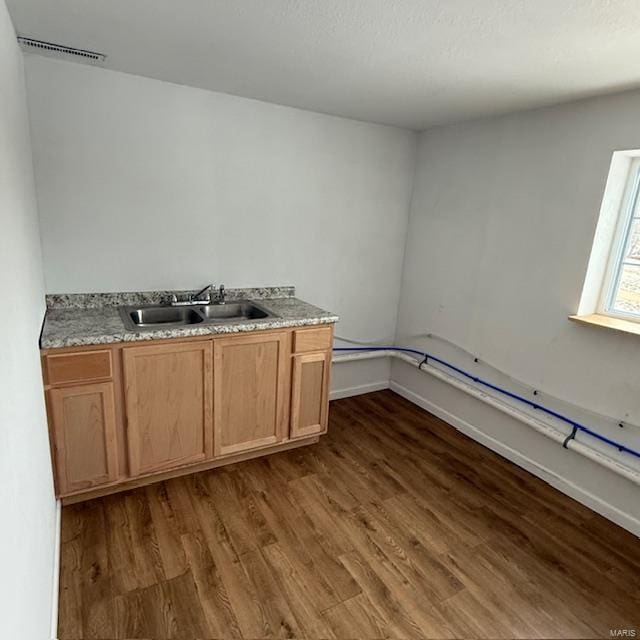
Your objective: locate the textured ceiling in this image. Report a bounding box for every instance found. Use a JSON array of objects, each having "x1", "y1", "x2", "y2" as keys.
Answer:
[{"x1": 7, "y1": 0, "x2": 640, "y2": 130}]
